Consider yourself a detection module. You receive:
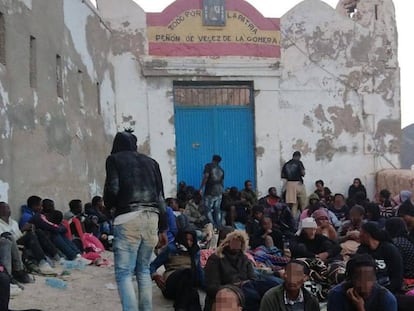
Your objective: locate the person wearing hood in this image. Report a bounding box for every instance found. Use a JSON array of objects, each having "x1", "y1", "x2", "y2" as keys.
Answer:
[
  {"x1": 204, "y1": 230, "x2": 278, "y2": 311},
  {"x1": 348, "y1": 178, "x2": 367, "y2": 203},
  {"x1": 103, "y1": 130, "x2": 168, "y2": 311},
  {"x1": 151, "y1": 230, "x2": 204, "y2": 311},
  {"x1": 290, "y1": 217, "x2": 341, "y2": 262},
  {"x1": 300, "y1": 194, "x2": 340, "y2": 228},
  {"x1": 314, "y1": 208, "x2": 337, "y2": 241}
]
